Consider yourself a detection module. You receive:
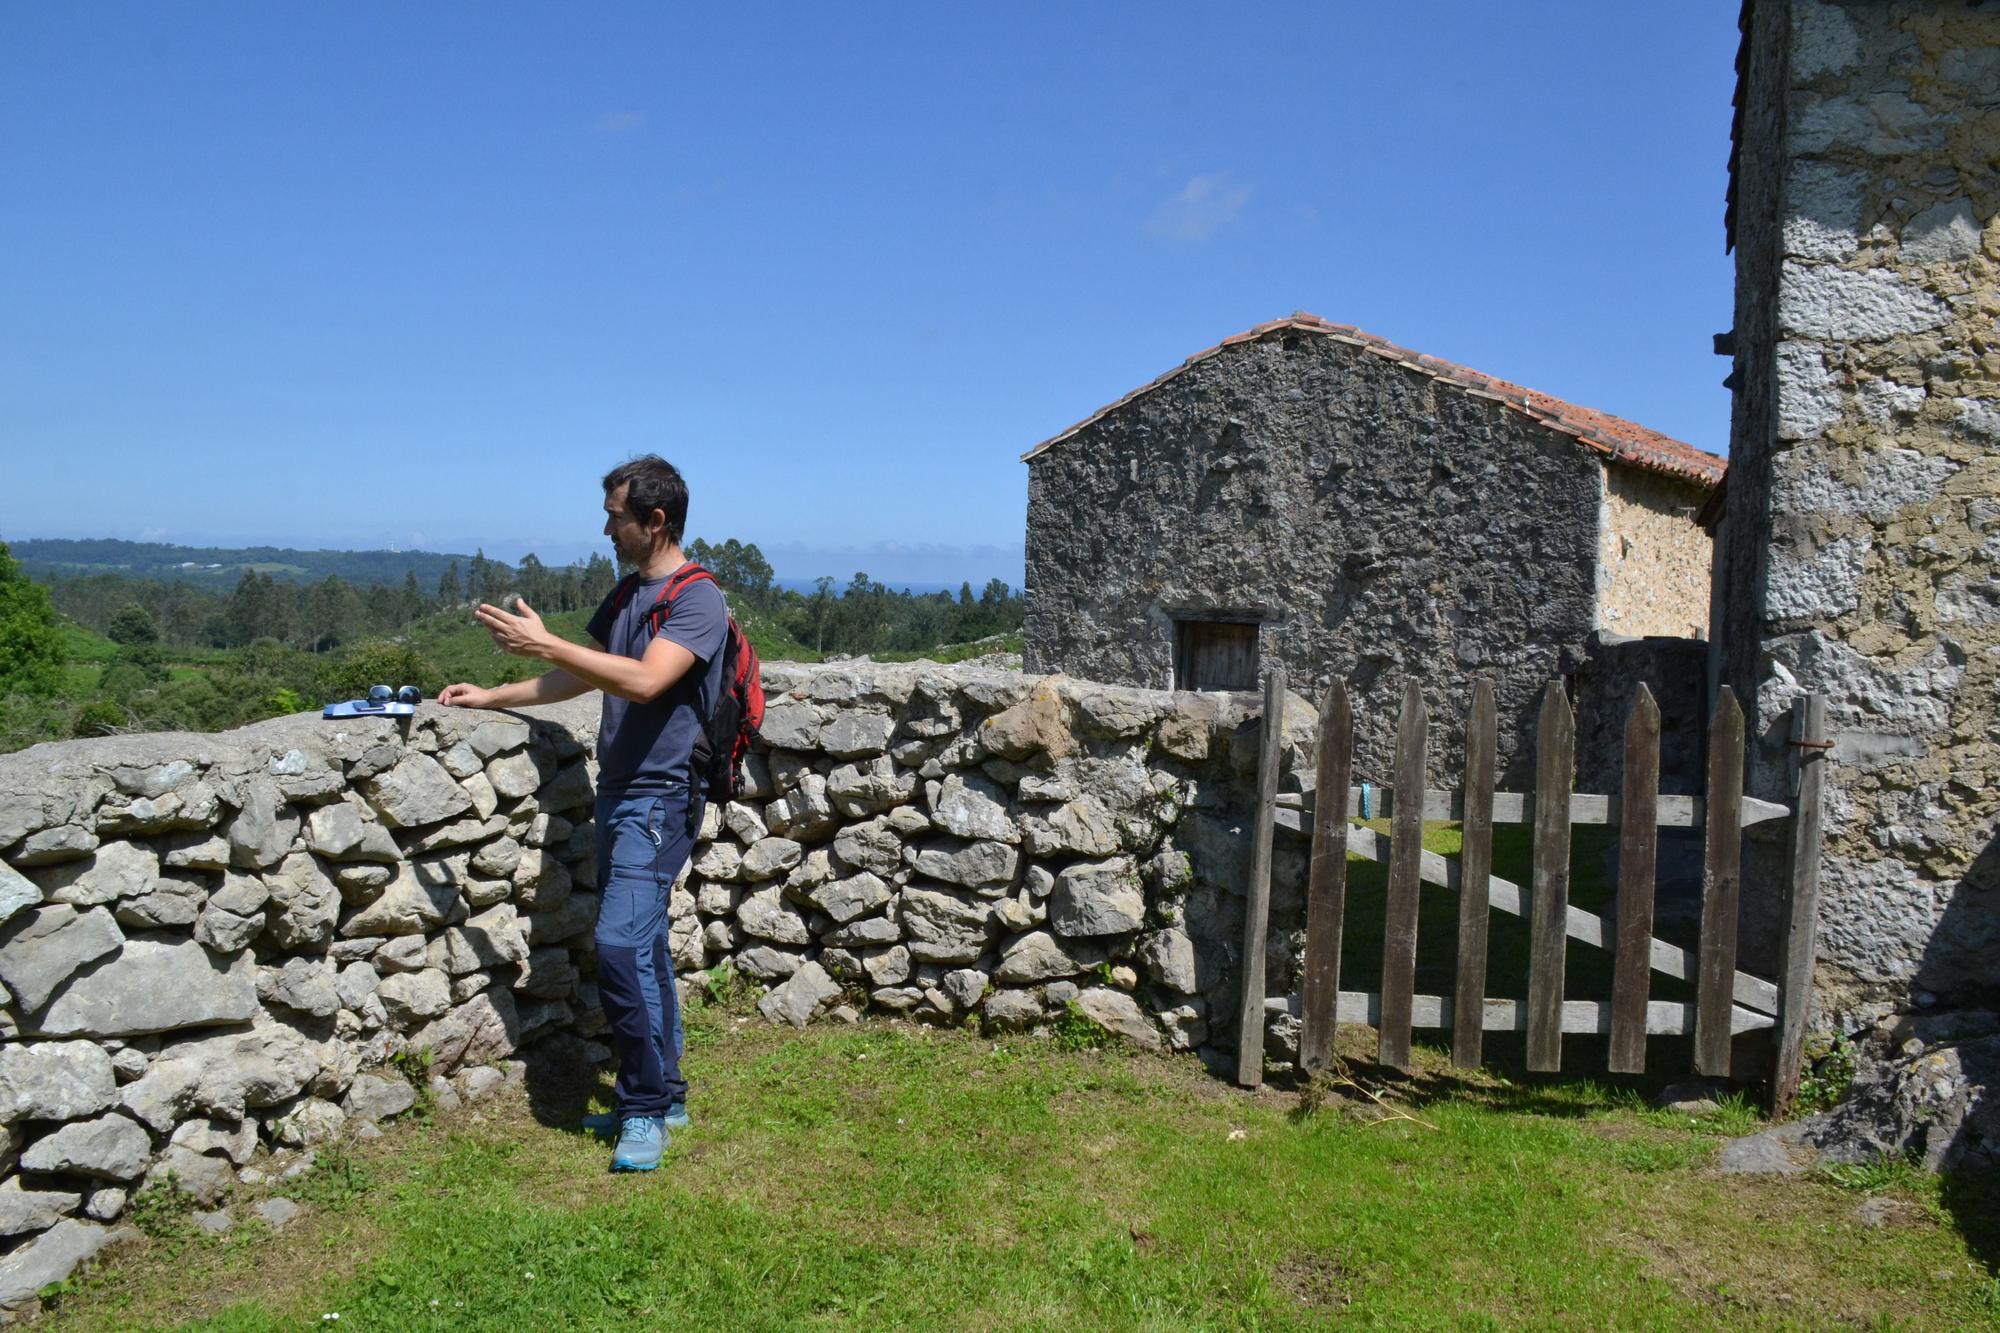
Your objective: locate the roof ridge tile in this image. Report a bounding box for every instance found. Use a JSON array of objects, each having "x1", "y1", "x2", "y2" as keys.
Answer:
[{"x1": 1022, "y1": 314, "x2": 1725, "y2": 489}]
